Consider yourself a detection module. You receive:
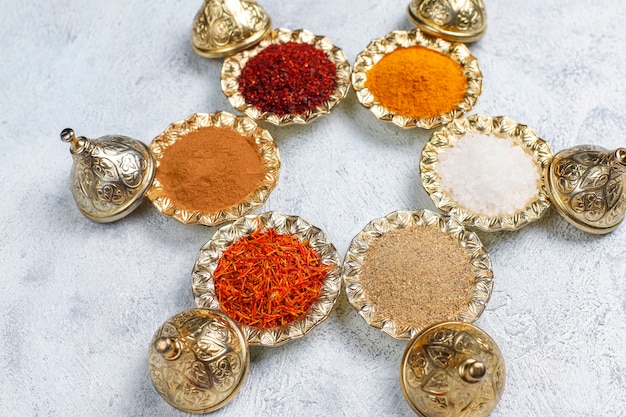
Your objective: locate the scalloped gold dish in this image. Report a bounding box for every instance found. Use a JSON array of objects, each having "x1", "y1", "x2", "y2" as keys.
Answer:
[
  {"x1": 221, "y1": 28, "x2": 352, "y2": 126},
  {"x1": 191, "y1": 212, "x2": 342, "y2": 347},
  {"x1": 146, "y1": 112, "x2": 280, "y2": 226},
  {"x1": 352, "y1": 29, "x2": 482, "y2": 129},
  {"x1": 421, "y1": 114, "x2": 553, "y2": 232},
  {"x1": 343, "y1": 210, "x2": 493, "y2": 340}
]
